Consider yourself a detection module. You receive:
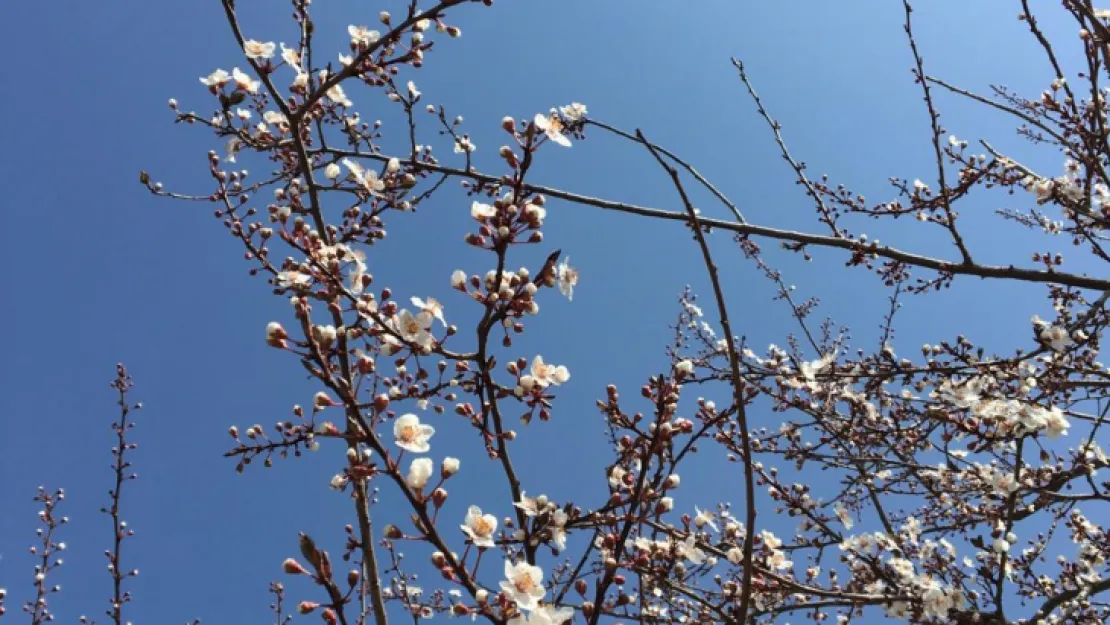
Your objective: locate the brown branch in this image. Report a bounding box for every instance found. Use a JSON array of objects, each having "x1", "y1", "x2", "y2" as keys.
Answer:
[
  {"x1": 219, "y1": 0, "x2": 329, "y2": 240},
  {"x1": 730, "y1": 58, "x2": 839, "y2": 235},
  {"x1": 902, "y1": 0, "x2": 974, "y2": 265},
  {"x1": 637, "y1": 128, "x2": 756, "y2": 625},
  {"x1": 105, "y1": 365, "x2": 138, "y2": 625},
  {"x1": 925, "y1": 75, "x2": 1069, "y2": 145},
  {"x1": 314, "y1": 147, "x2": 1110, "y2": 291}
]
